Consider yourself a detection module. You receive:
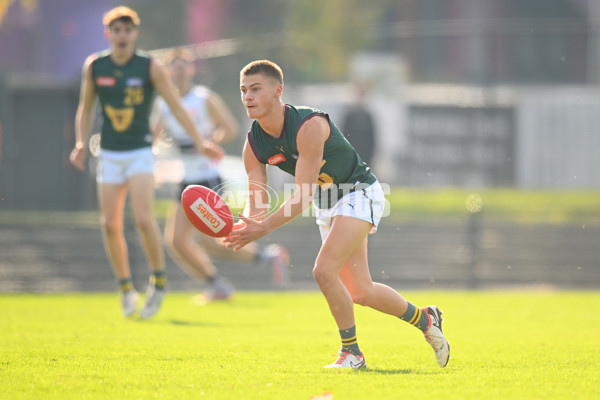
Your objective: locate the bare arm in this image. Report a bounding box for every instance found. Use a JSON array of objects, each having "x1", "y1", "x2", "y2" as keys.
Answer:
[
  {"x1": 150, "y1": 60, "x2": 223, "y2": 160},
  {"x1": 262, "y1": 116, "x2": 328, "y2": 231},
  {"x1": 242, "y1": 138, "x2": 269, "y2": 220},
  {"x1": 225, "y1": 116, "x2": 329, "y2": 250},
  {"x1": 206, "y1": 91, "x2": 239, "y2": 145},
  {"x1": 69, "y1": 55, "x2": 97, "y2": 171},
  {"x1": 149, "y1": 98, "x2": 166, "y2": 142}
]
